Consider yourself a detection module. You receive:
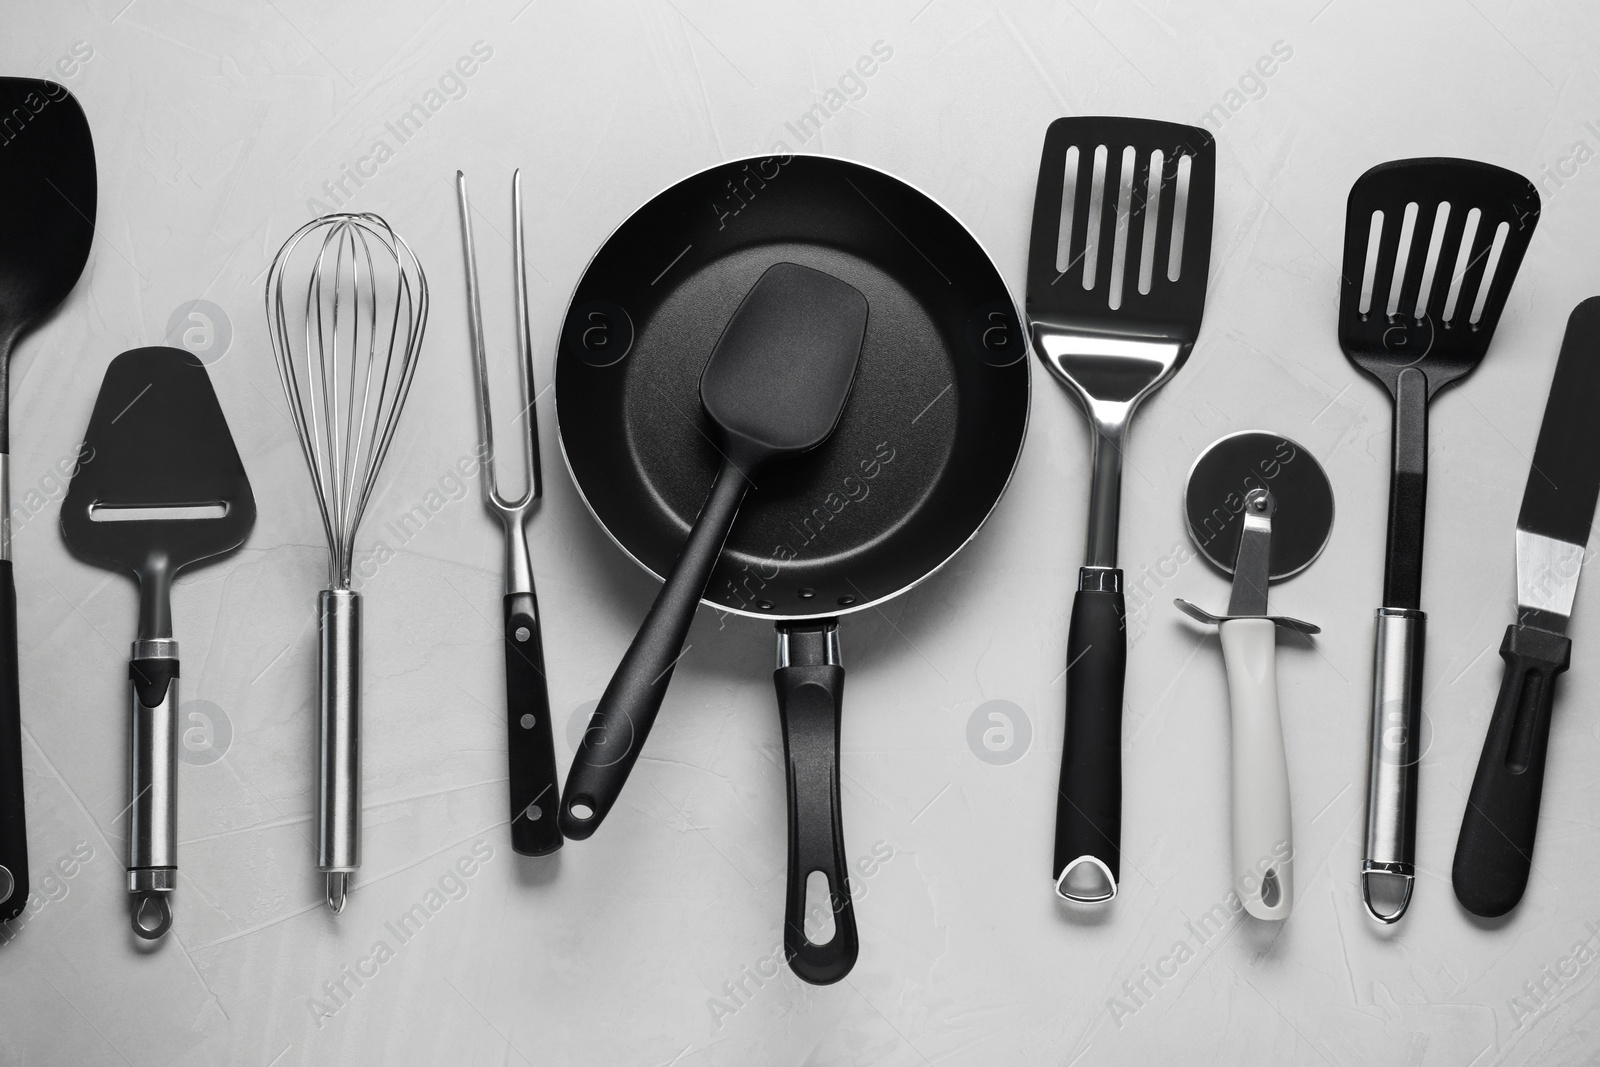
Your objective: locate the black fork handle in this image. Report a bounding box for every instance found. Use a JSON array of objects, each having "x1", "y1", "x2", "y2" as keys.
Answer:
[
  {"x1": 1052, "y1": 575, "x2": 1125, "y2": 902},
  {"x1": 505, "y1": 592, "x2": 562, "y2": 856}
]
